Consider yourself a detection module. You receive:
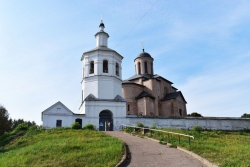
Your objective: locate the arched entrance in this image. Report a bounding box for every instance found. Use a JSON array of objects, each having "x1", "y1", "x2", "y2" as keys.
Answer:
[{"x1": 99, "y1": 110, "x2": 113, "y2": 131}]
